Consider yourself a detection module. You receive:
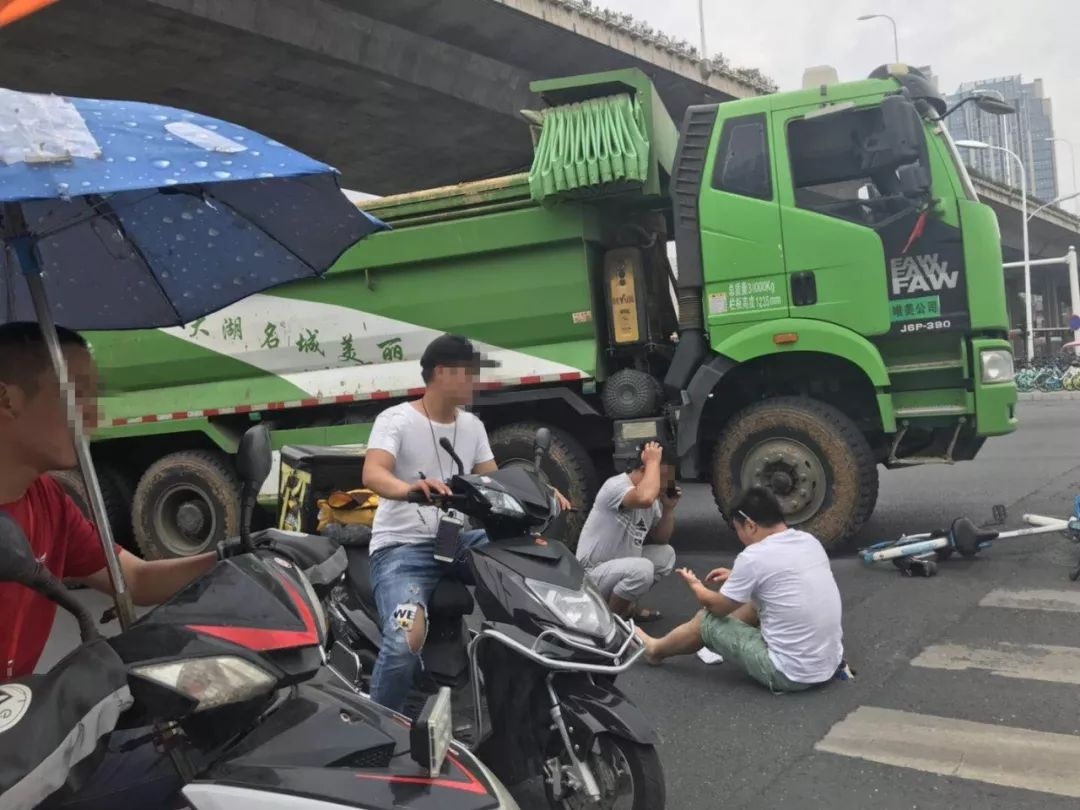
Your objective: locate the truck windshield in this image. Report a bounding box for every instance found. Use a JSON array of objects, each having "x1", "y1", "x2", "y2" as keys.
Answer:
[
  {"x1": 788, "y1": 104, "x2": 929, "y2": 228},
  {"x1": 933, "y1": 121, "x2": 979, "y2": 201}
]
